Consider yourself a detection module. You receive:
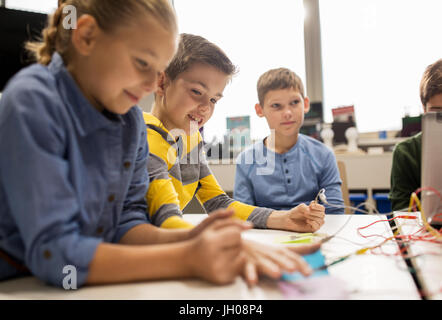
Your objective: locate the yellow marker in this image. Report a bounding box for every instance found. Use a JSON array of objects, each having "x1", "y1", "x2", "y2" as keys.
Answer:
[{"x1": 356, "y1": 248, "x2": 370, "y2": 255}]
